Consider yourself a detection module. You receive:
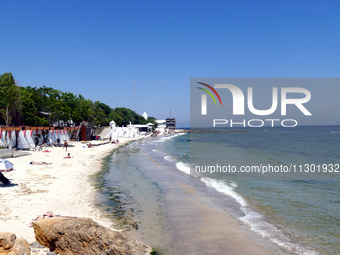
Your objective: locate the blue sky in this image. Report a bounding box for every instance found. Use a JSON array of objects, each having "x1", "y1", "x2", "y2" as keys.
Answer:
[{"x1": 1, "y1": 0, "x2": 339, "y2": 127}]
